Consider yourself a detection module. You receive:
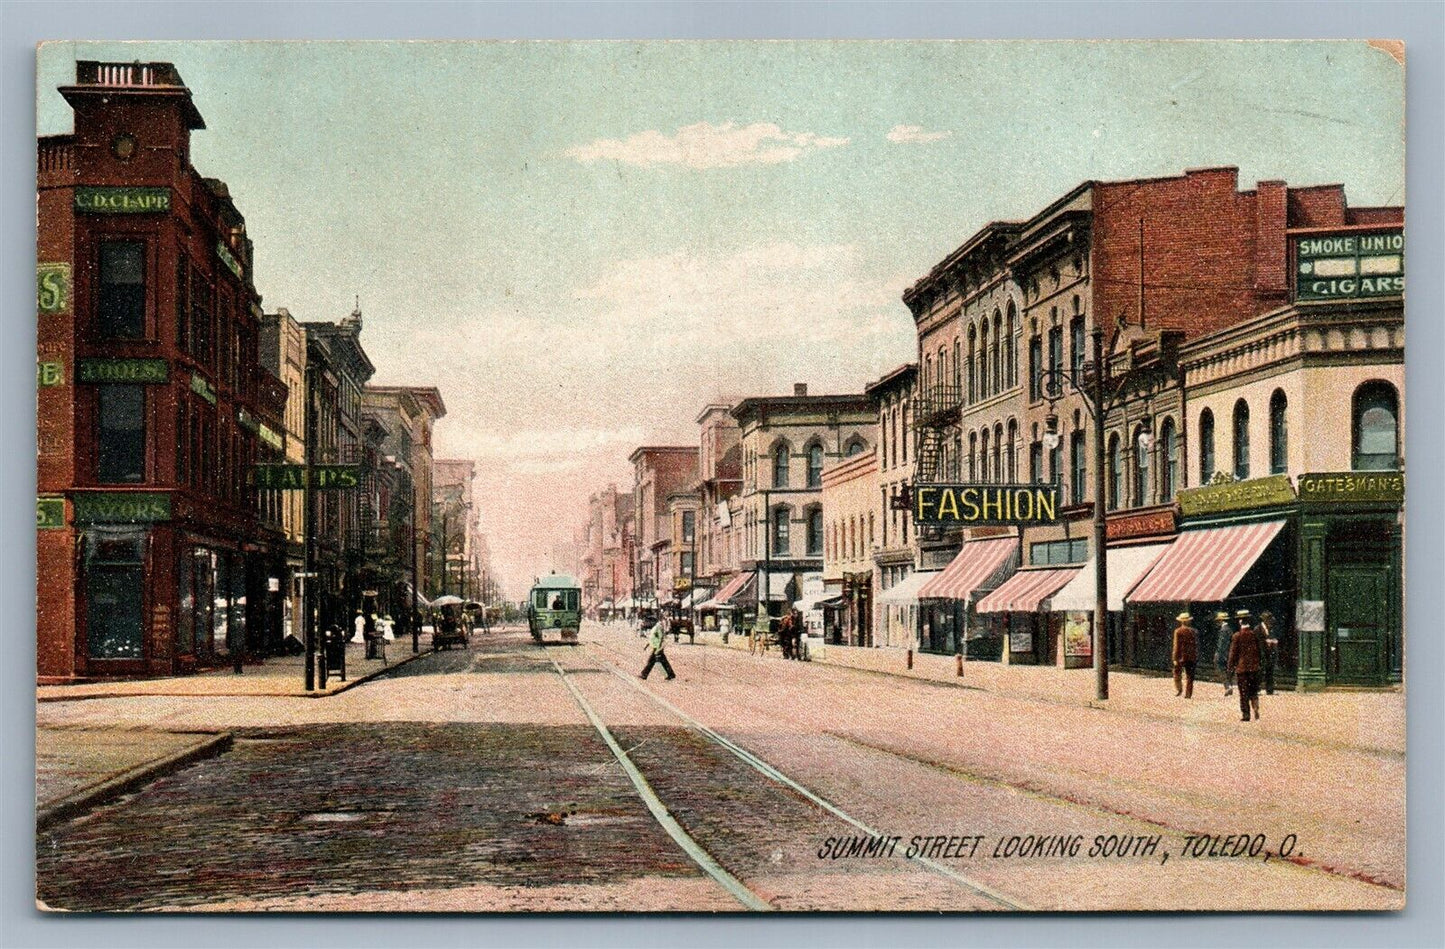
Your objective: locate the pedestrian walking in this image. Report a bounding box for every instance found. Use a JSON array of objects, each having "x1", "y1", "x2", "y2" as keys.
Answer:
[
  {"x1": 1228, "y1": 609, "x2": 1263, "y2": 722},
  {"x1": 639, "y1": 617, "x2": 676, "y2": 681},
  {"x1": 778, "y1": 611, "x2": 795, "y2": 660},
  {"x1": 354, "y1": 610, "x2": 369, "y2": 656},
  {"x1": 1213, "y1": 610, "x2": 1234, "y2": 696},
  {"x1": 1258, "y1": 610, "x2": 1279, "y2": 695},
  {"x1": 789, "y1": 608, "x2": 804, "y2": 661},
  {"x1": 1171, "y1": 611, "x2": 1198, "y2": 698}
]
